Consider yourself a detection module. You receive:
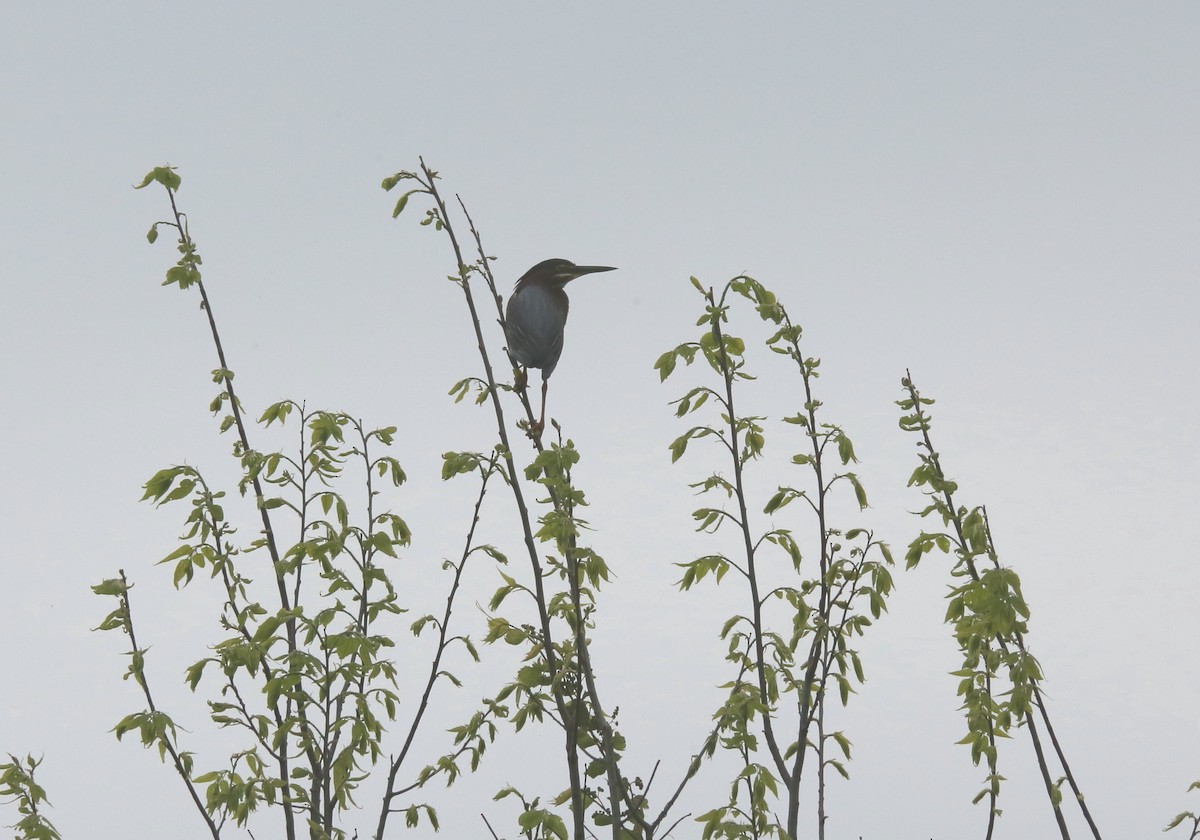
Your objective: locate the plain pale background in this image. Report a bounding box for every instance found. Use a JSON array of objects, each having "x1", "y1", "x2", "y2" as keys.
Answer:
[{"x1": 1, "y1": 3, "x2": 1197, "y2": 838}]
